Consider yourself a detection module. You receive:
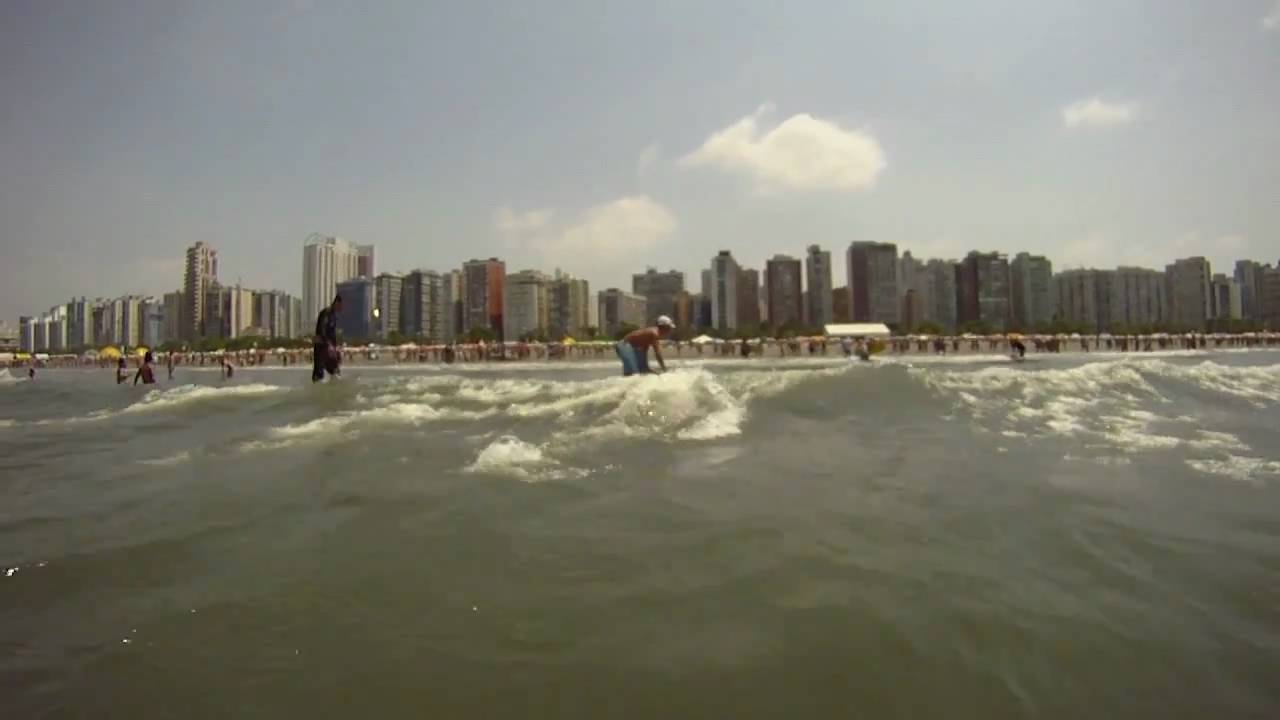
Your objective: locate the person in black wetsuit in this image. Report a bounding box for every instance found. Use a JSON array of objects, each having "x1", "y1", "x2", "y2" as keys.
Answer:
[{"x1": 312, "y1": 294, "x2": 343, "y2": 382}]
